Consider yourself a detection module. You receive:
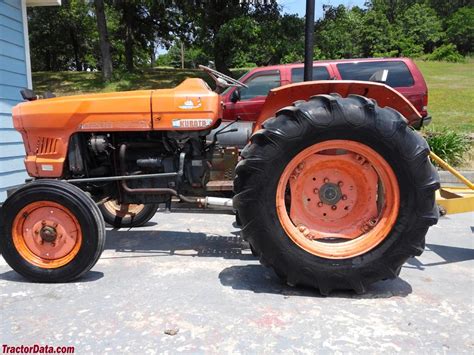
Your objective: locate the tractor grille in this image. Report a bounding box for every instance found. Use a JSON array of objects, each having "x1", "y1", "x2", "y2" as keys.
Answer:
[{"x1": 36, "y1": 137, "x2": 59, "y2": 156}]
